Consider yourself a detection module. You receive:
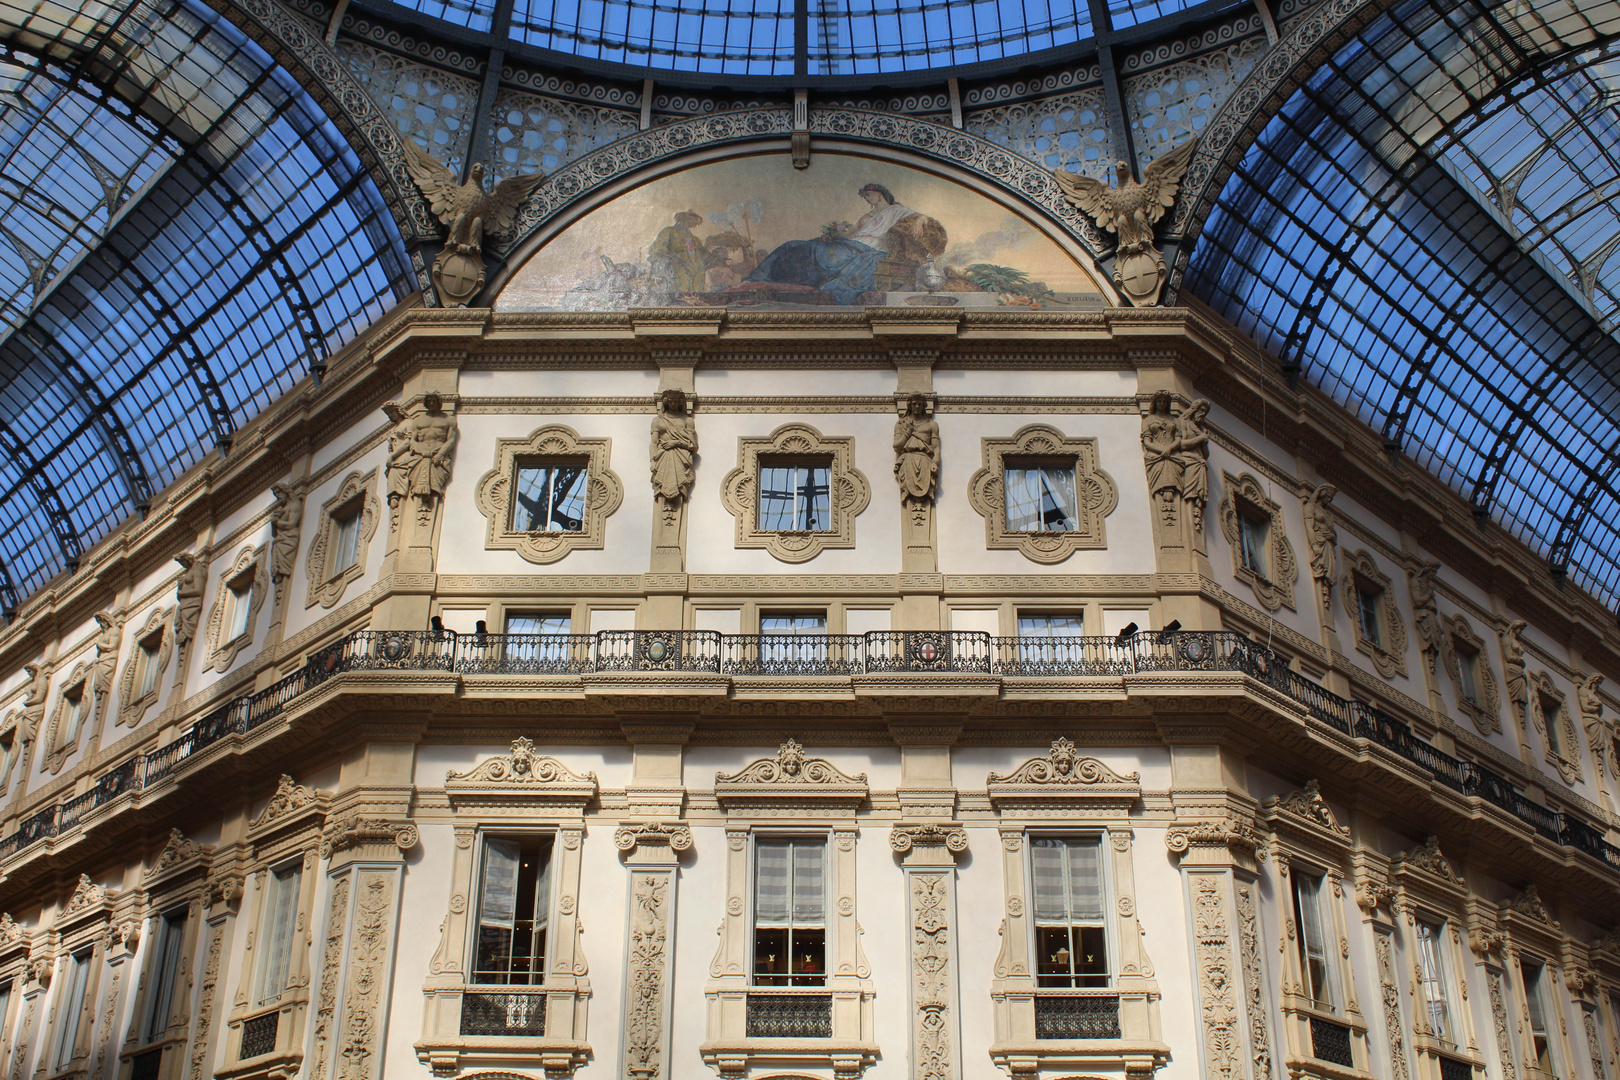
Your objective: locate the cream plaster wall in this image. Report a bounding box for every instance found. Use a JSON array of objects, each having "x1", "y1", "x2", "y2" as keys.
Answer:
[
  {"x1": 932, "y1": 367, "x2": 1138, "y2": 399},
  {"x1": 685, "y1": 412, "x2": 904, "y2": 576},
  {"x1": 384, "y1": 823, "x2": 453, "y2": 1080},
  {"x1": 1135, "y1": 826, "x2": 1199, "y2": 1080},
  {"x1": 459, "y1": 366, "x2": 659, "y2": 399},
  {"x1": 935, "y1": 412, "x2": 1157, "y2": 576},
  {"x1": 435, "y1": 411, "x2": 653, "y2": 578},
  {"x1": 668, "y1": 824, "x2": 729, "y2": 1075},
  {"x1": 694, "y1": 367, "x2": 897, "y2": 398}
]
